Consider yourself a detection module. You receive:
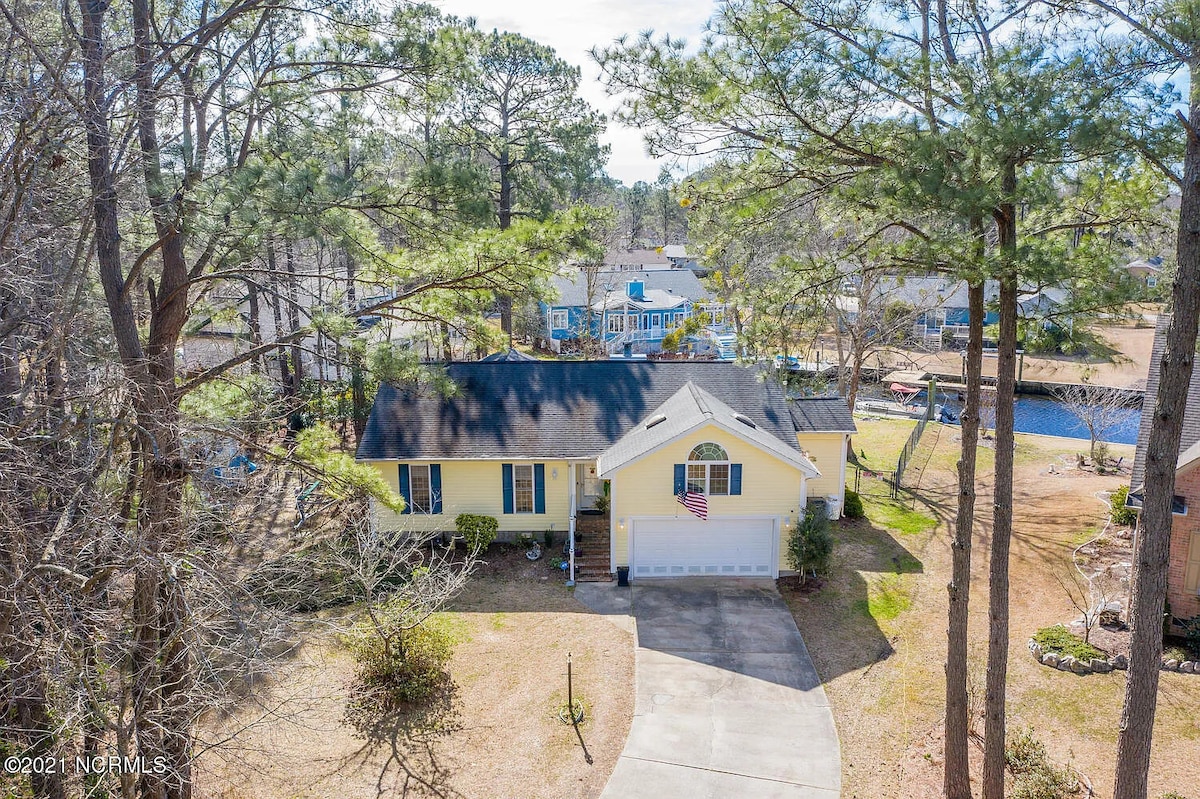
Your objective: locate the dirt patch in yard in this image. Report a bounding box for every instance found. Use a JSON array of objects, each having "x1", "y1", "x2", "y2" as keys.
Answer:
[
  {"x1": 197, "y1": 556, "x2": 633, "y2": 799},
  {"x1": 784, "y1": 419, "x2": 1200, "y2": 798},
  {"x1": 816, "y1": 318, "x2": 1158, "y2": 389}
]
